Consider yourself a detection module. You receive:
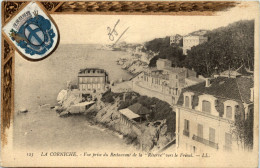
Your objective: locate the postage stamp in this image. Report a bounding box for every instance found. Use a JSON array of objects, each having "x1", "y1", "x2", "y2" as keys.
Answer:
[{"x1": 1, "y1": 1, "x2": 259, "y2": 167}]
